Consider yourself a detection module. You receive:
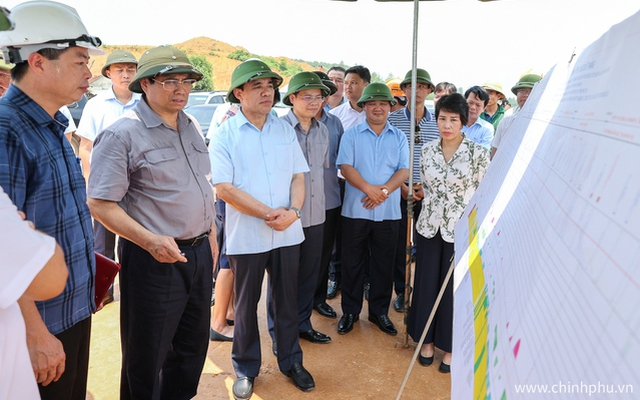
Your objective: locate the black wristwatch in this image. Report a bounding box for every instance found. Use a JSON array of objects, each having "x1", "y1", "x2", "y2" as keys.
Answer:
[{"x1": 290, "y1": 207, "x2": 301, "y2": 219}]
